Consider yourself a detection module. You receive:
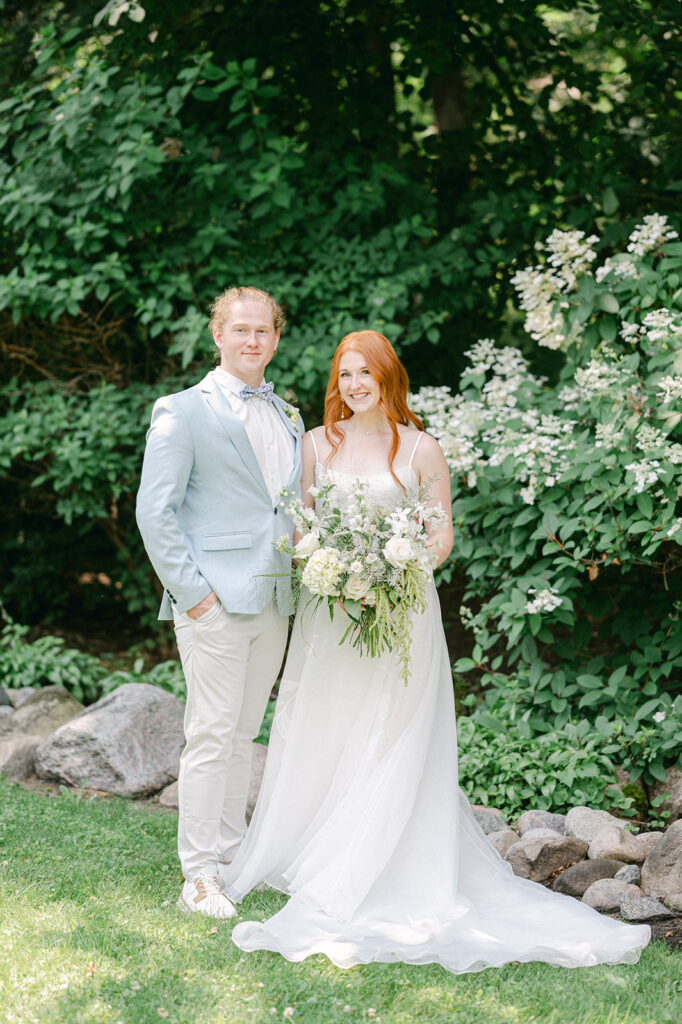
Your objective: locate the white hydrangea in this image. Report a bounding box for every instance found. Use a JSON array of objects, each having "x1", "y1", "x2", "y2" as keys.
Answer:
[
  {"x1": 595, "y1": 422, "x2": 625, "y2": 448},
  {"x1": 525, "y1": 588, "x2": 563, "y2": 614},
  {"x1": 626, "y1": 214, "x2": 678, "y2": 258},
  {"x1": 596, "y1": 257, "x2": 640, "y2": 283},
  {"x1": 635, "y1": 424, "x2": 666, "y2": 452},
  {"x1": 625, "y1": 459, "x2": 662, "y2": 493},
  {"x1": 657, "y1": 376, "x2": 682, "y2": 403},
  {"x1": 301, "y1": 547, "x2": 343, "y2": 596},
  {"x1": 642, "y1": 307, "x2": 678, "y2": 343},
  {"x1": 574, "y1": 359, "x2": 623, "y2": 395}
]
